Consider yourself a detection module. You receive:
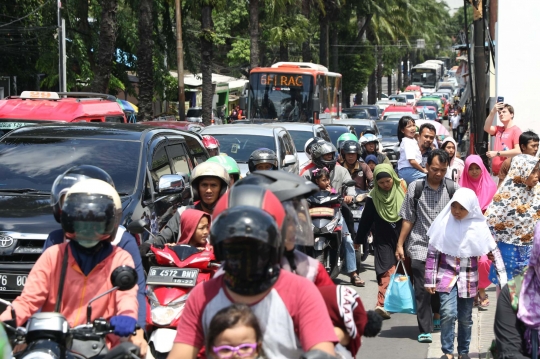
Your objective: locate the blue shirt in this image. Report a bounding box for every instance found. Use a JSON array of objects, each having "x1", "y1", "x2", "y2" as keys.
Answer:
[{"x1": 44, "y1": 228, "x2": 147, "y2": 327}]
